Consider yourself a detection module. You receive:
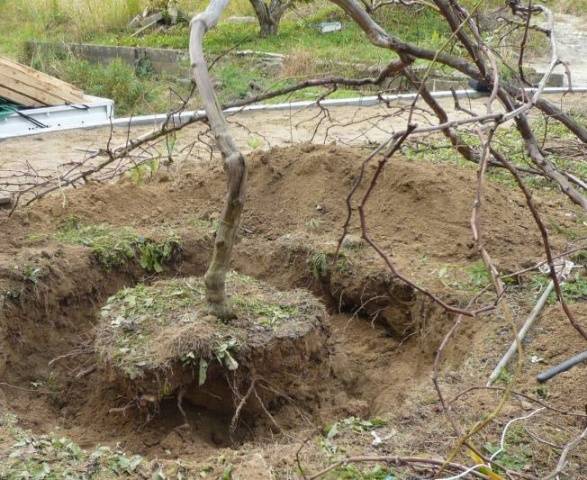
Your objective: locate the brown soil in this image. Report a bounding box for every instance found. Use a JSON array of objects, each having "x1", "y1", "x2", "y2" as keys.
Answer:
[
  {"x1": 96, "y1": 273, "x2": 330, "y2": 418},
  {"x1": 0, "y1": 144, "x2": 586, "y2": 478}
]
